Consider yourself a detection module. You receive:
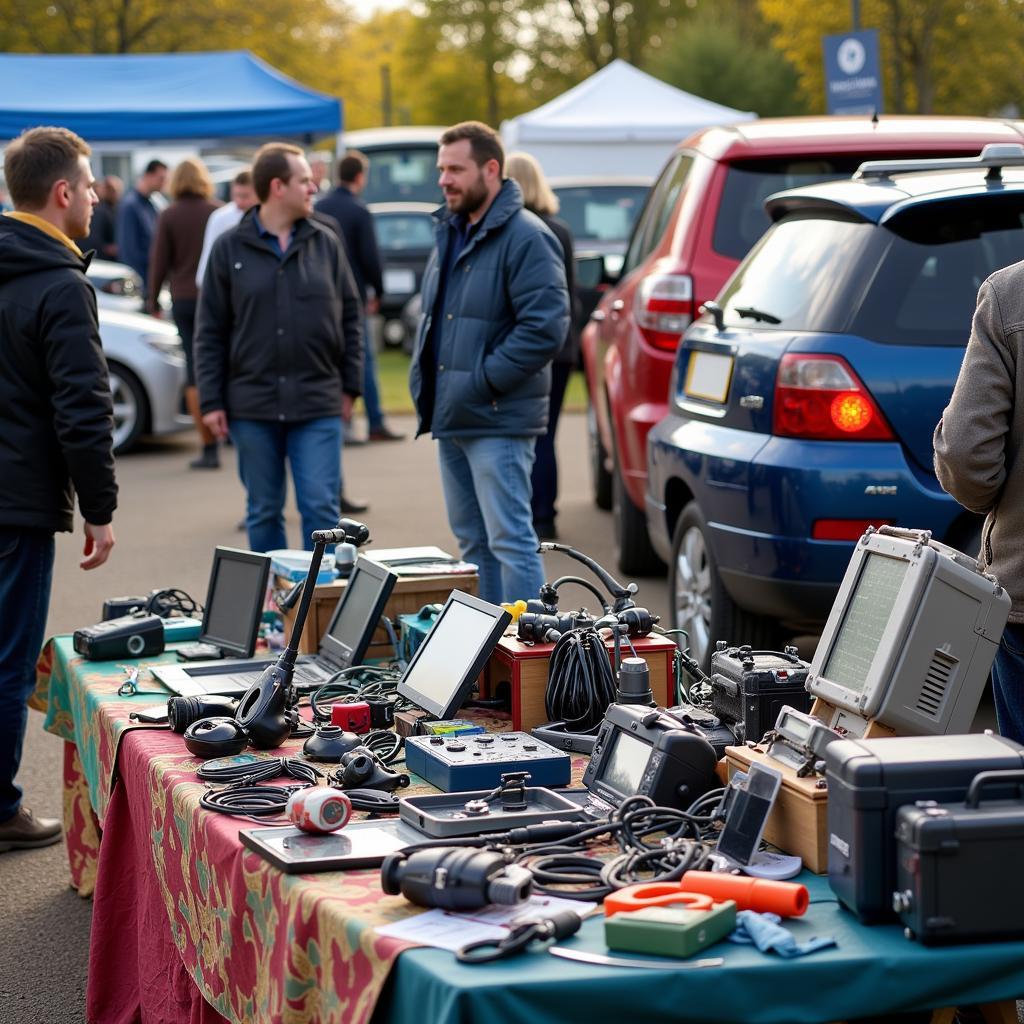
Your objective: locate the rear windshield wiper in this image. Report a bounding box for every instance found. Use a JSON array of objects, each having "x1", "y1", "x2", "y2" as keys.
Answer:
[{"x1": 733, "y1": 305, "x2": 781, "y2": 324}]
